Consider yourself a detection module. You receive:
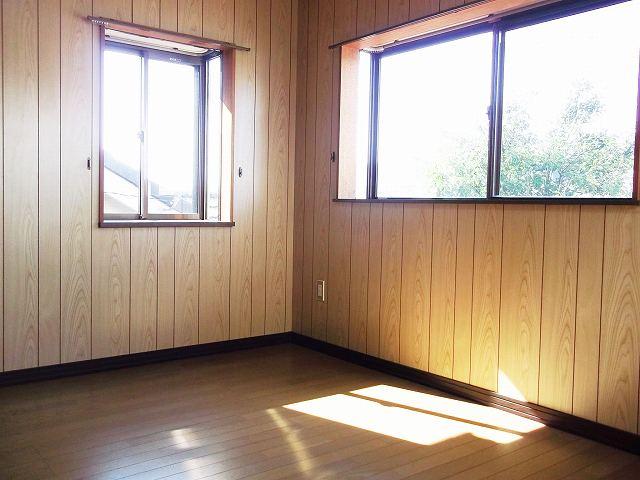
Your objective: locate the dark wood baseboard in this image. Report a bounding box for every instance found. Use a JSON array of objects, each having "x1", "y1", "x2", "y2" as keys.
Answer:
[
  {"x1": 290, "y1": 333, "x2": 640, "y2": 455},
  {"x1": 0, "y1": 332, "x2": 293, "y2": 387}
]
